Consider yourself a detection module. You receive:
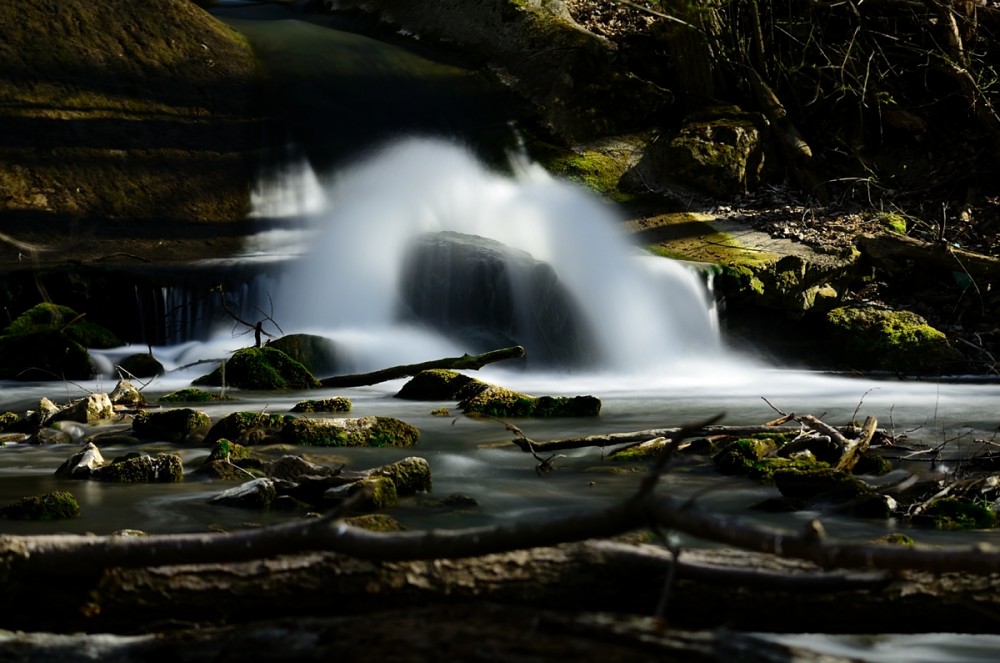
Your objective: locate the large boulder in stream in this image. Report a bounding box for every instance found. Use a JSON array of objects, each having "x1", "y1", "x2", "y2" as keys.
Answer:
[
  {"x1": 398, "y1": 231, "x2": 597, "y2": 368},
  {"x1": 193, "y1": 347, "x2": 322, "y2": 390}
]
